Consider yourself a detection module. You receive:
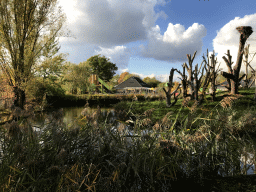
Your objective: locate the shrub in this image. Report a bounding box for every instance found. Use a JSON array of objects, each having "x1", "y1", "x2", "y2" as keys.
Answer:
[{"x1": 26, "y1": 78, "x2": 65, "y2": 103}]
